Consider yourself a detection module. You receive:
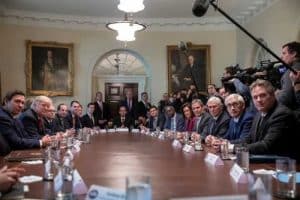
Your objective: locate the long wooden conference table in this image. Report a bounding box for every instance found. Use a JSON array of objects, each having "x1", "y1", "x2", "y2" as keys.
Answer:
[{"x1": 1, "y1": 132, "x2": 298, "y2": 199}]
